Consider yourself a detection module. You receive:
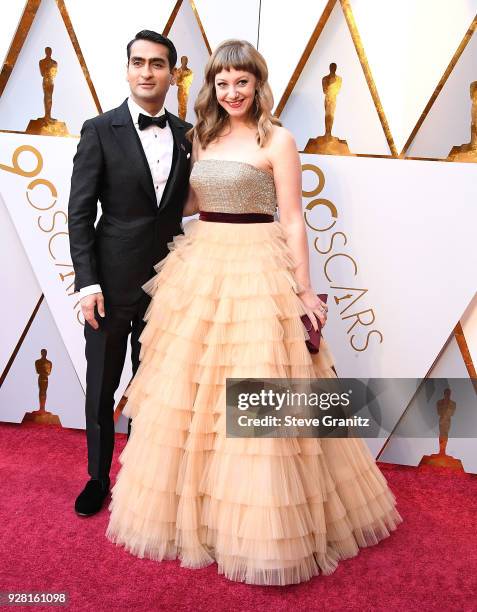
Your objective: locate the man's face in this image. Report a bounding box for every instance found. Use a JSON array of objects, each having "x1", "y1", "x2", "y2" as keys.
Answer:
[{"x1": 127, "y1": 39, "x2": 175, "y2": 105}]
